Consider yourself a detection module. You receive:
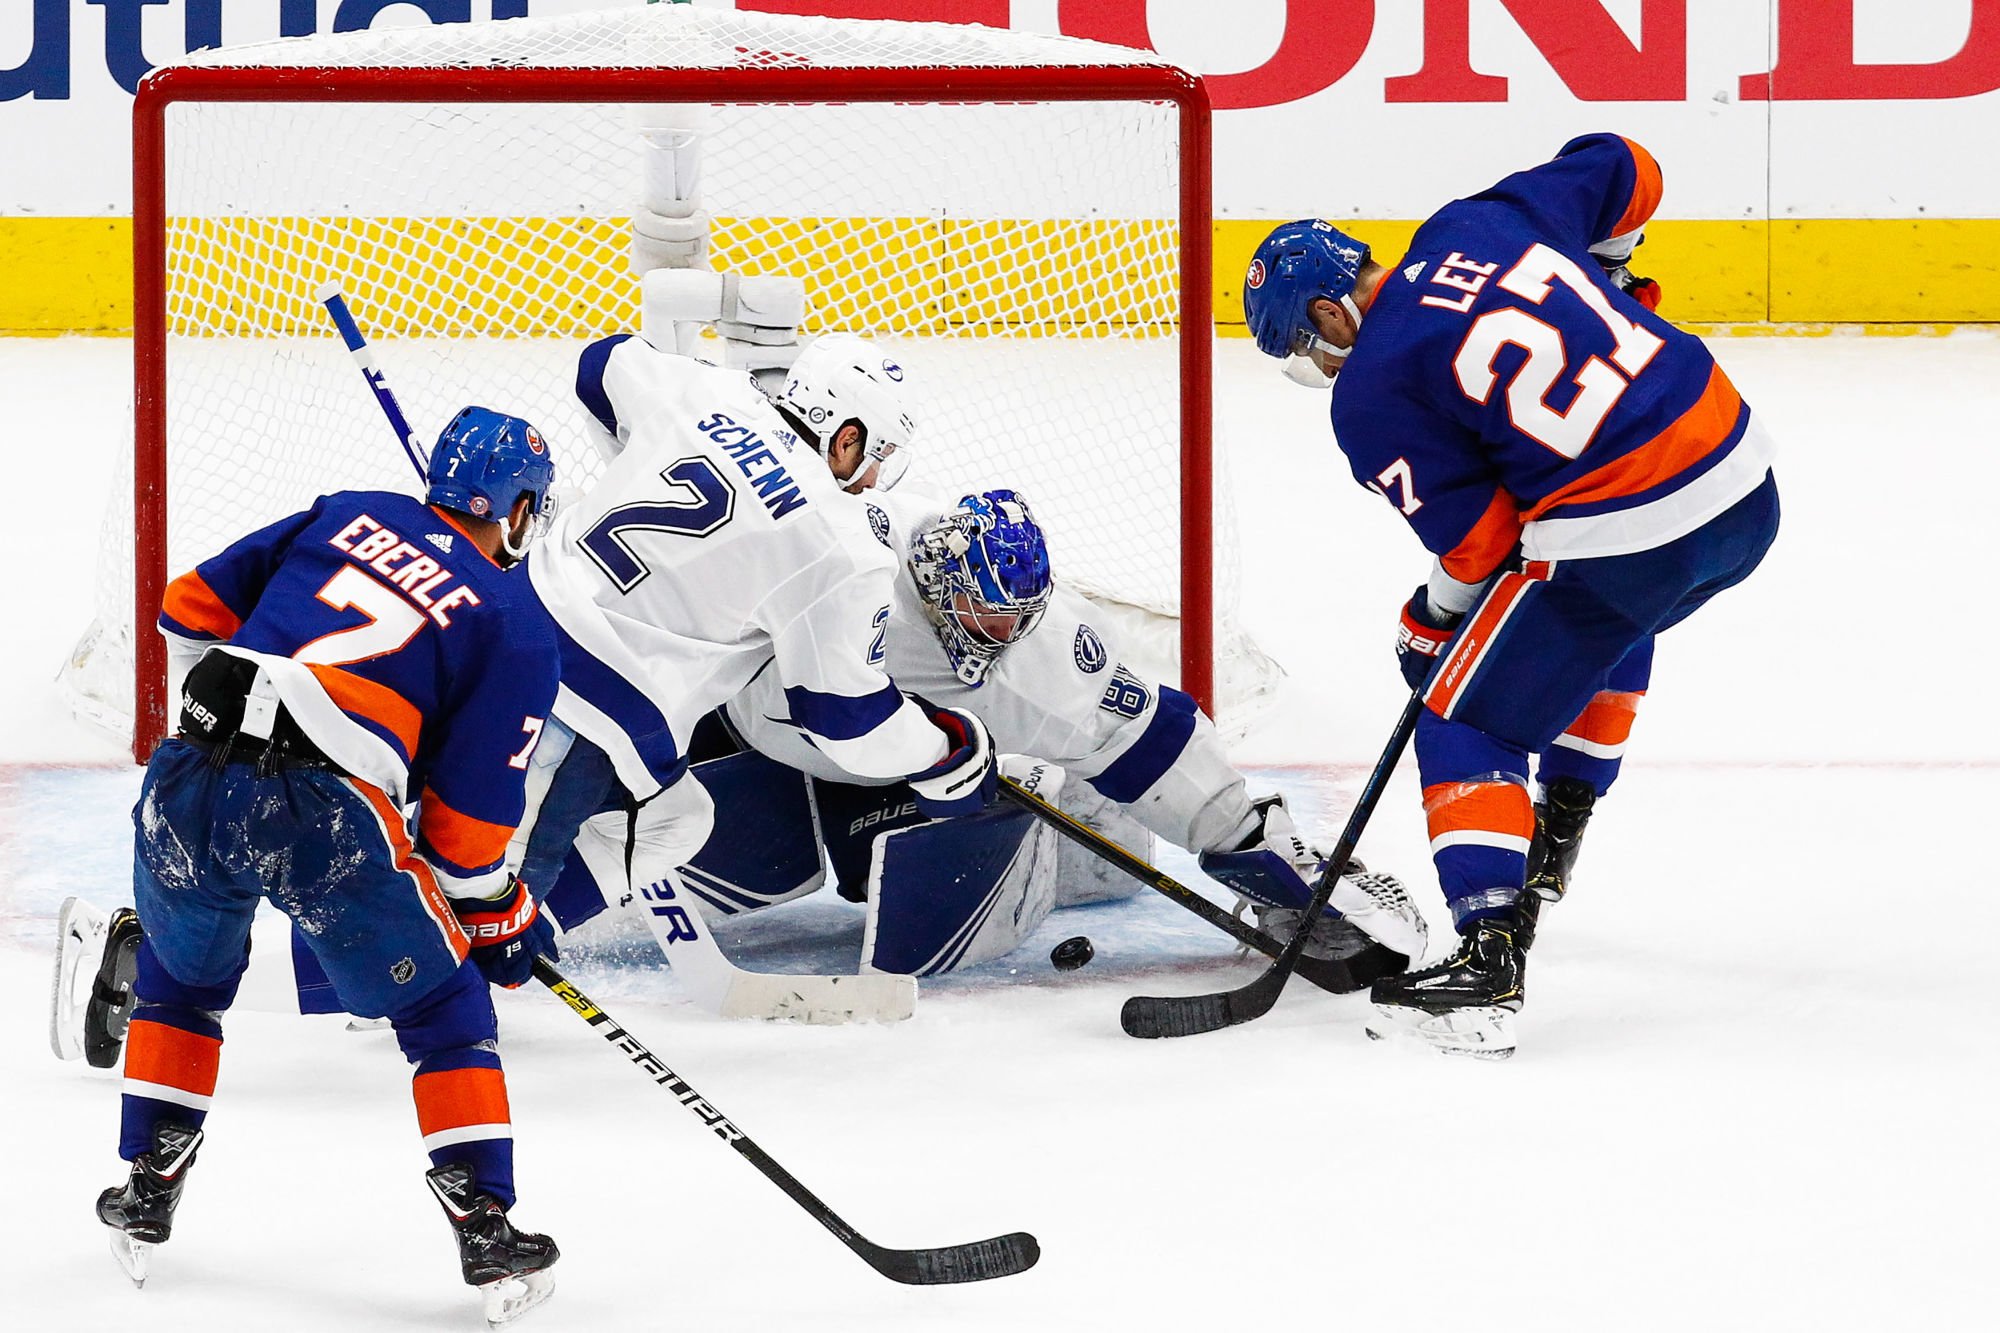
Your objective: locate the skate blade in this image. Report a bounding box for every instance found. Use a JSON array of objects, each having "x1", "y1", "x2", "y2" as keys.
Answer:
[
  {"x1": 481, "y1": 1270, "x2": 555, "y2": 1326},
  {"x1": 51, "y1": 896, "x2": 110, "y2": 1061},
  {"x1": 107, "y1": 1230, "x2": 152, "y2": 1287},
  {"x1": 1366, "y1": 1003, "x2": 1517, "y2": 1060}
]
